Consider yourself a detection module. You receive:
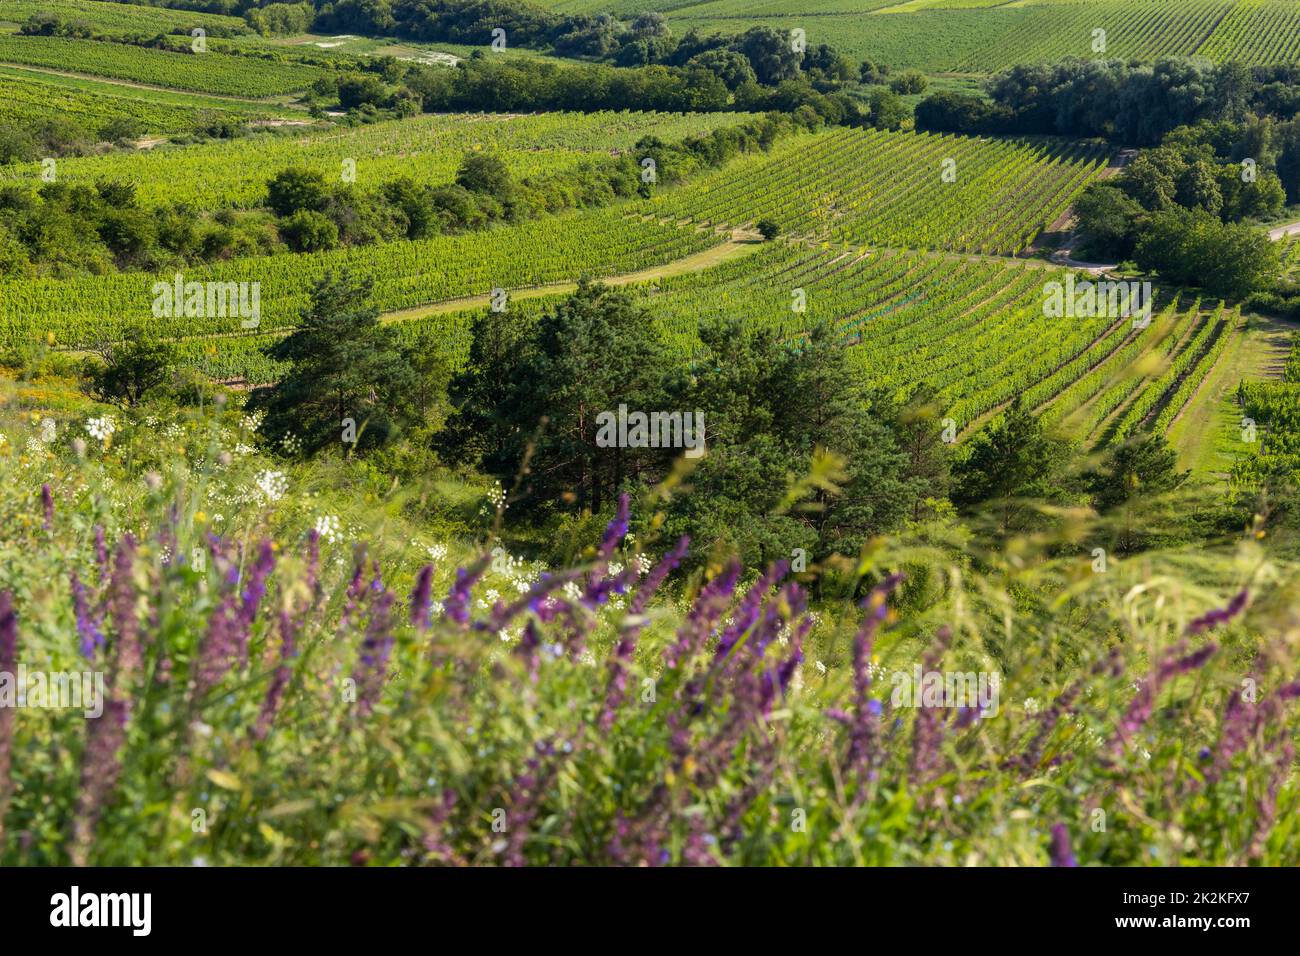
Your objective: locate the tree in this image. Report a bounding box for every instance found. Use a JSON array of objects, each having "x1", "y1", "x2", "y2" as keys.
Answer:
[
  {"x1": 1135, "y1": 207, "x2": 1279, "y2": 298},
  {"x1": 1074, "y1": 183, "x2": 1144, "y2": 259},
  {"x1": 951, "y1": 399, "x2": 1071, "y2": 534},
  {"x1": 267, "y1": 167, "x2": 328, "y2": 217},
  {"x1": 337, "y1": 72, "x2": 389, "y2": 109},
  {"x1": 248, "y1": 272, "x2": 418, "y2": 454},
  {"x1": 455, "y1": 152, "x2": 514, "y2": 200},
  {"x1": 1085, "y1": 433, "x2": 1188, "y2": 552},
  {"x1": 280, "y1": 209, "x2": 339, "y2": 252},
  {"x1": 685, "y1": 49, "x2": 755, "y2": 91},
  {"x1": 755, "y1": 218, "x2": 781, "y2": 240},
  {"x1": 1121, "y1": 147, "x2": 1185, "y2": 211},
  {"x1": 87, "y1": 327, "x2": 176, "y2": 406},
  {"x1": 866, "y1": 88, "x2": 908, "y2": 131},
  {"x1": 889, "y1": 71, "x2": 927, "y2": 95},
  {"x1": 1175, "y1": 158, "x2": 1224, "y2": 217},
  {"x1": 736, "y1": 26, "x2": 803, "y2": 86},
  {"x1": 439, "y1": 280, "x2": 675, "y2": 513}
]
